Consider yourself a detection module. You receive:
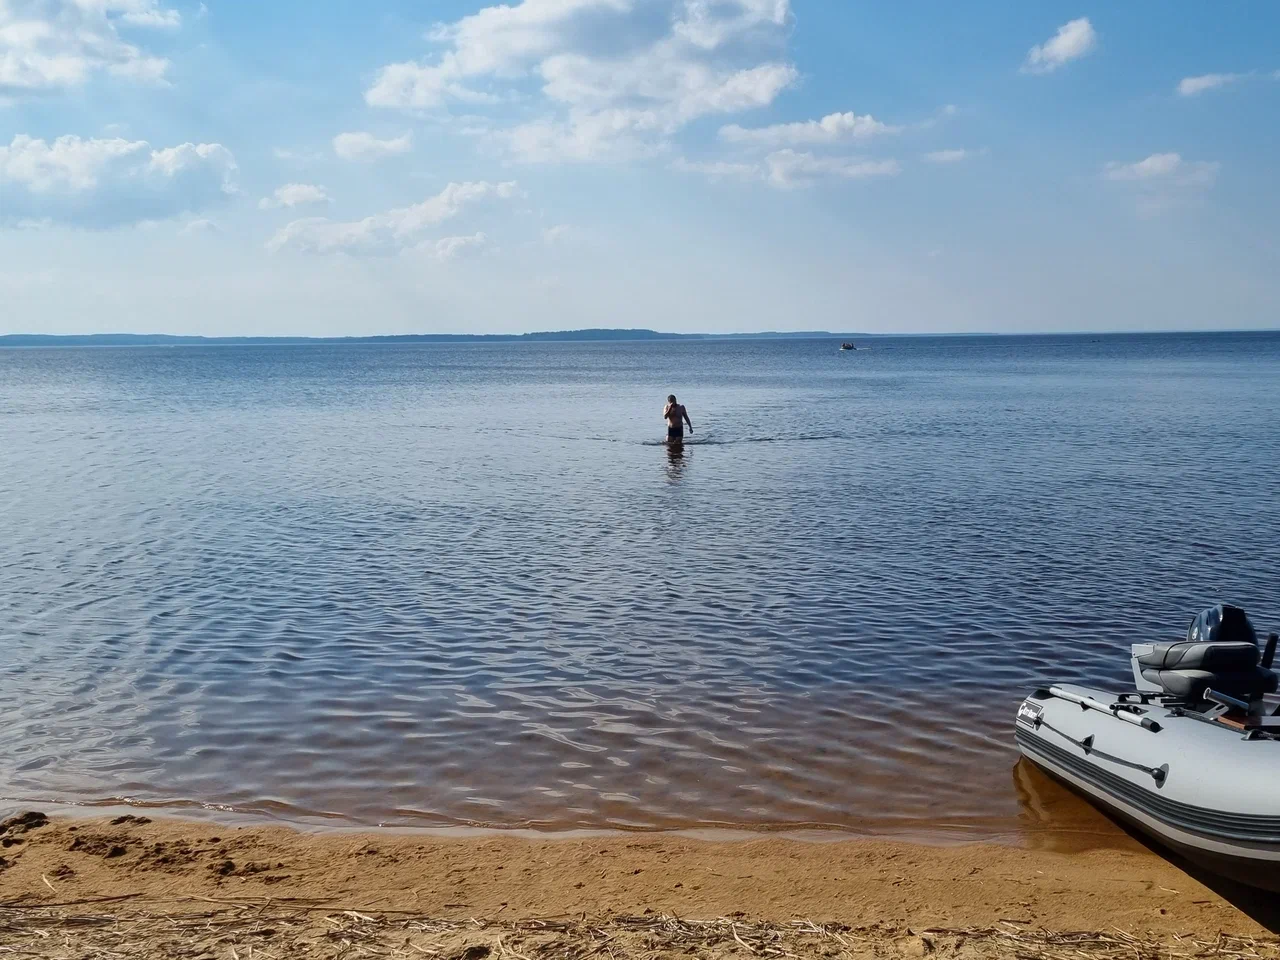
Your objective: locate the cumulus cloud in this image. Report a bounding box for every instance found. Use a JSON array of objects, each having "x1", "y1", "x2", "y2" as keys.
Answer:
[
  {"x1": 1023, "y1": 17, "x2": 1097, "y2": 74},
  {"x1": 365, "y1": 0, "x2": 798, "y2": 163},
  {"x1": 332, "y1": 131, "x2": 413, "y2": 162},
  {"x1": 0, "y1": 0, "x2": 179, "y2": 95},
  {"x1": 719, "y1": 111, "x2": 899, "y2": 148},
  {"x1": 0, "y1": 134, "x2": 237, "y2": 227},
  {"x1": 267, "y1": 180, "x2": 517, "y2": 255},
  {"x1": 494, "y1": 58, "x2": 798, "y2": 163},
  {"x1": 259, "y1": 183, "x2": 330, "y2": 210},
  {"x1": 1177, "y1": 73, "x2": 1242, "y2": 96}
]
